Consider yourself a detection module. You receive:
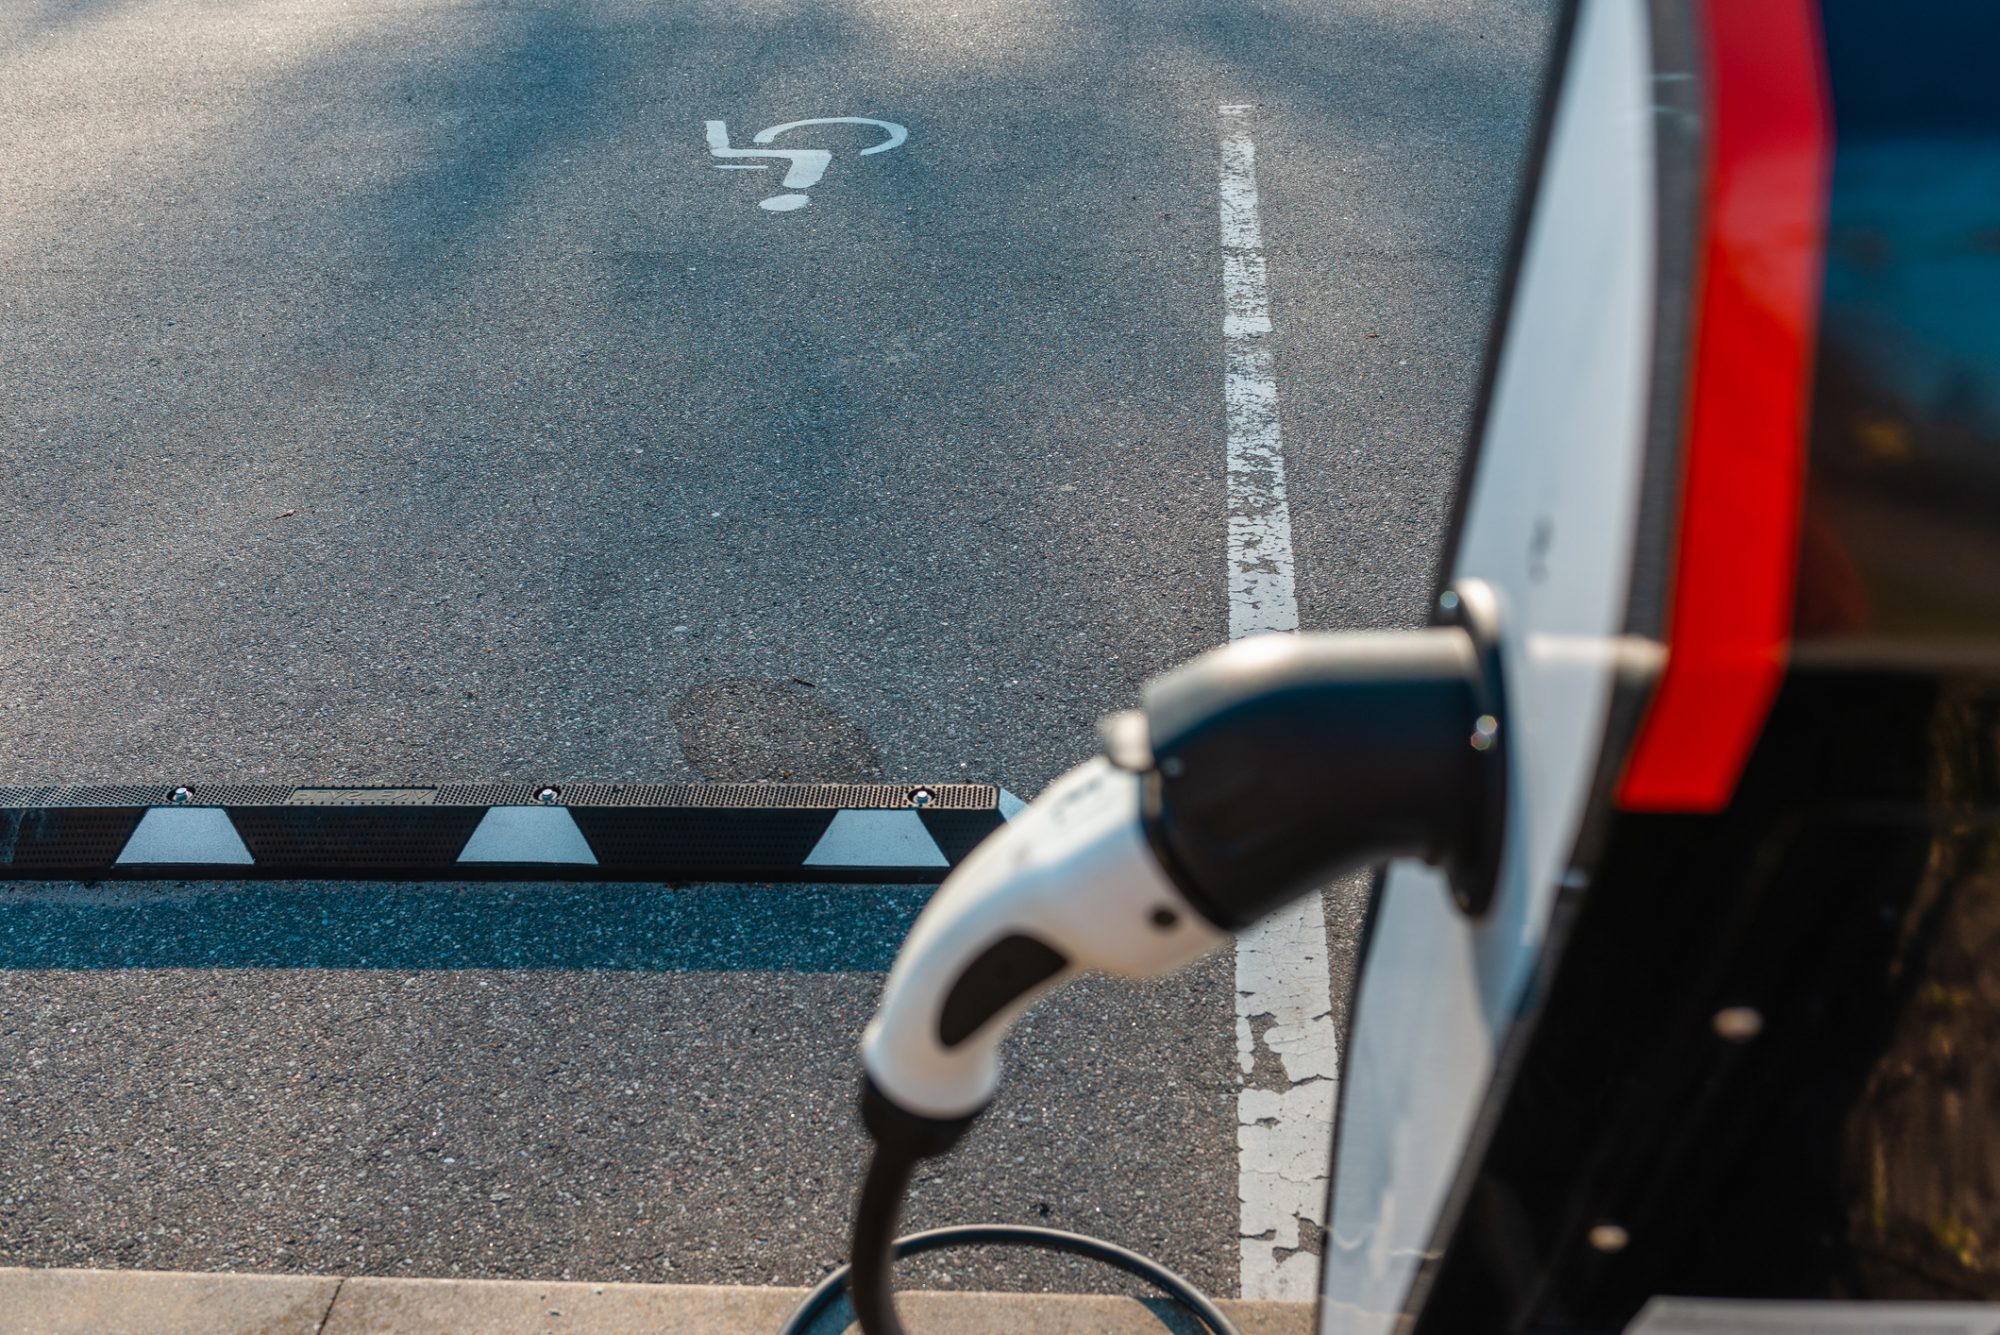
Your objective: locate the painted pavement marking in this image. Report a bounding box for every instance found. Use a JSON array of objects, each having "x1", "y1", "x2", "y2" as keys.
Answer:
[
  {"x1": 1220, "y1": 101, "x2": 1340, "y2": 1303},
  {"x1": 704, "y1": 117, "x2": 909, "y2": 212}
]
